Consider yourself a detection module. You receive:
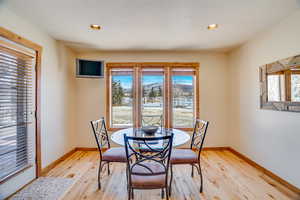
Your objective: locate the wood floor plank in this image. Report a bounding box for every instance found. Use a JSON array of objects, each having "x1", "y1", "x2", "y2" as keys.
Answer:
[
  {"x1": 217, "y1": 150, "x2": 297, "y2": 200},
  {"x1": 43, "y1": 150, "x2": 300, "y2": 200}
]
